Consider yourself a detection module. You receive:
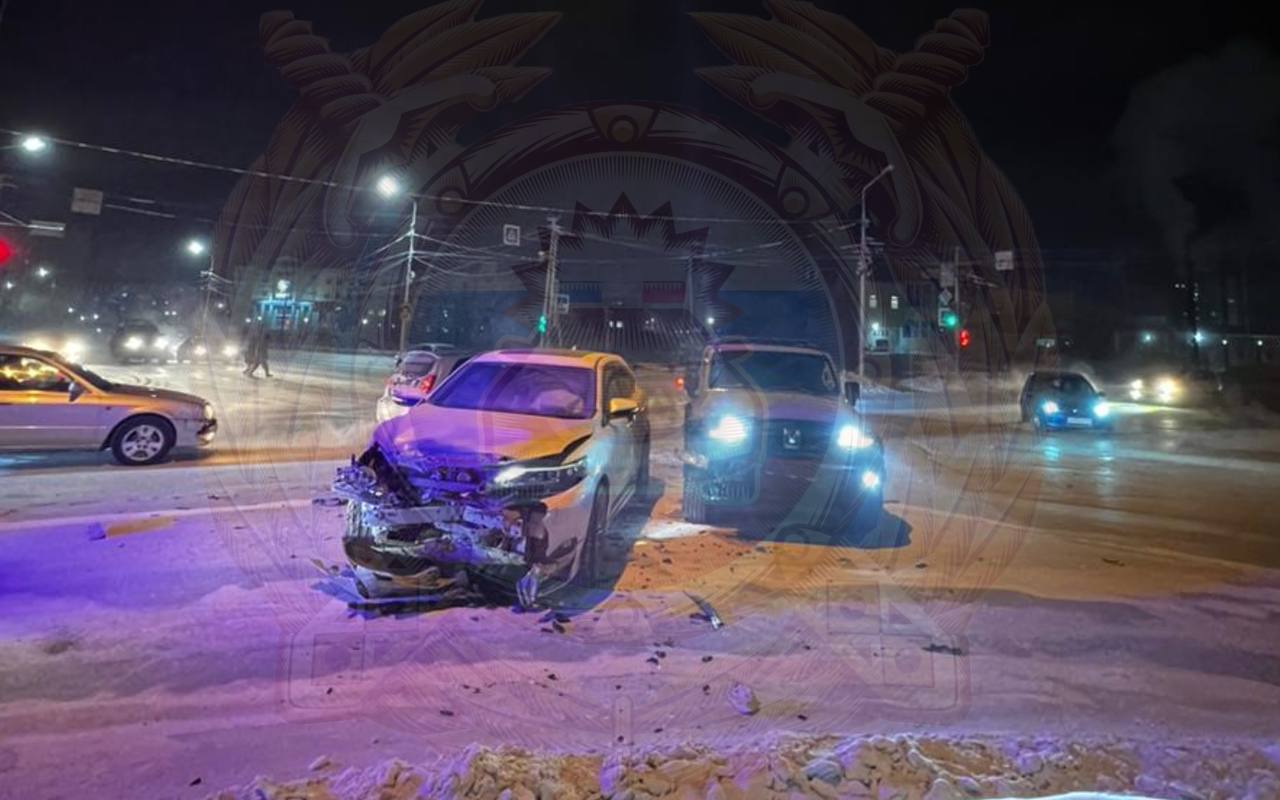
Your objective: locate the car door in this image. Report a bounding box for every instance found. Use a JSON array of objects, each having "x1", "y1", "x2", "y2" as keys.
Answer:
[
  {"x1": 600, "y1": 361, "x2": 639, "y2": 513},
  {"x1": 0, "y1": 354, "x2": 106, "y2": 449}
]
